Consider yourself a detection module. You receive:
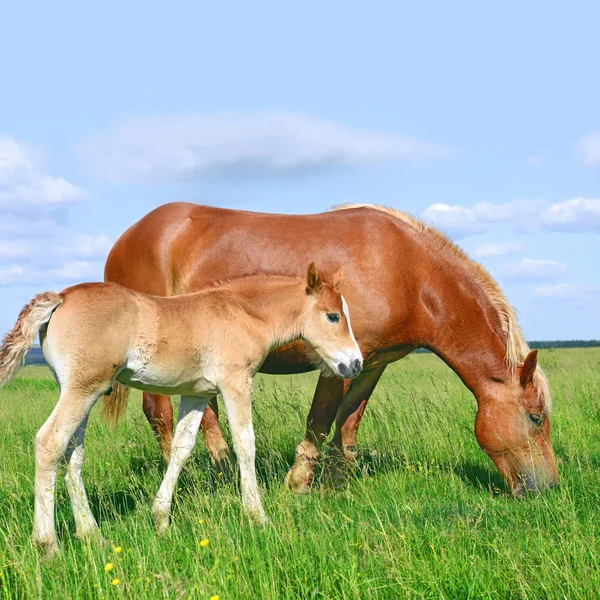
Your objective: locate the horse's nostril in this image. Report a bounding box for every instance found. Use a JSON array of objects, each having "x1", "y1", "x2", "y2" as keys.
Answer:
[{"x1": 352, "y1": 358, "x2": 362, "y2": 373}]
